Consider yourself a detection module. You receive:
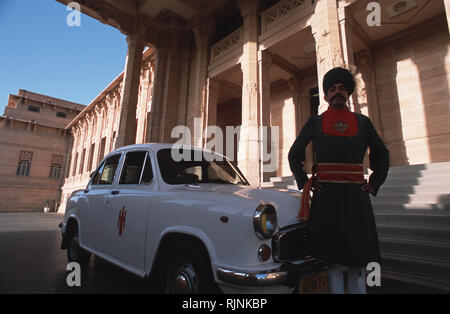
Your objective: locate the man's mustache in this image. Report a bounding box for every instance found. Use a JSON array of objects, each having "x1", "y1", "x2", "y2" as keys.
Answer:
[{"x1": 331, "y1": 94, "x2": 346, "y2": 102}]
